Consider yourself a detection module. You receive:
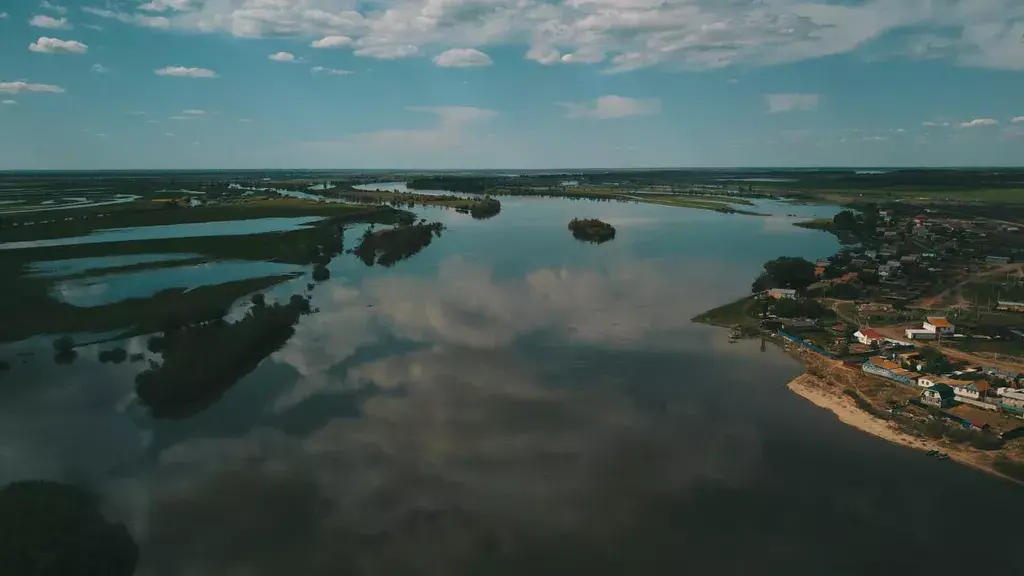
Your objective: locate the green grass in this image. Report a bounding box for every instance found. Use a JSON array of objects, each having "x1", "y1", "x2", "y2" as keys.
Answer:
[
  {"x1": 0, "y1": 198, "x2": 386, "y2": 242},
  {"x1": 0, "y1": 206, "x2": 411, "y2": 343},
  {"x1": 692, "y1": 295, "x2": 759, "y2": 328},
  {"x1": 793, "y1": 218, "x2": 833, "y2": 230}
]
